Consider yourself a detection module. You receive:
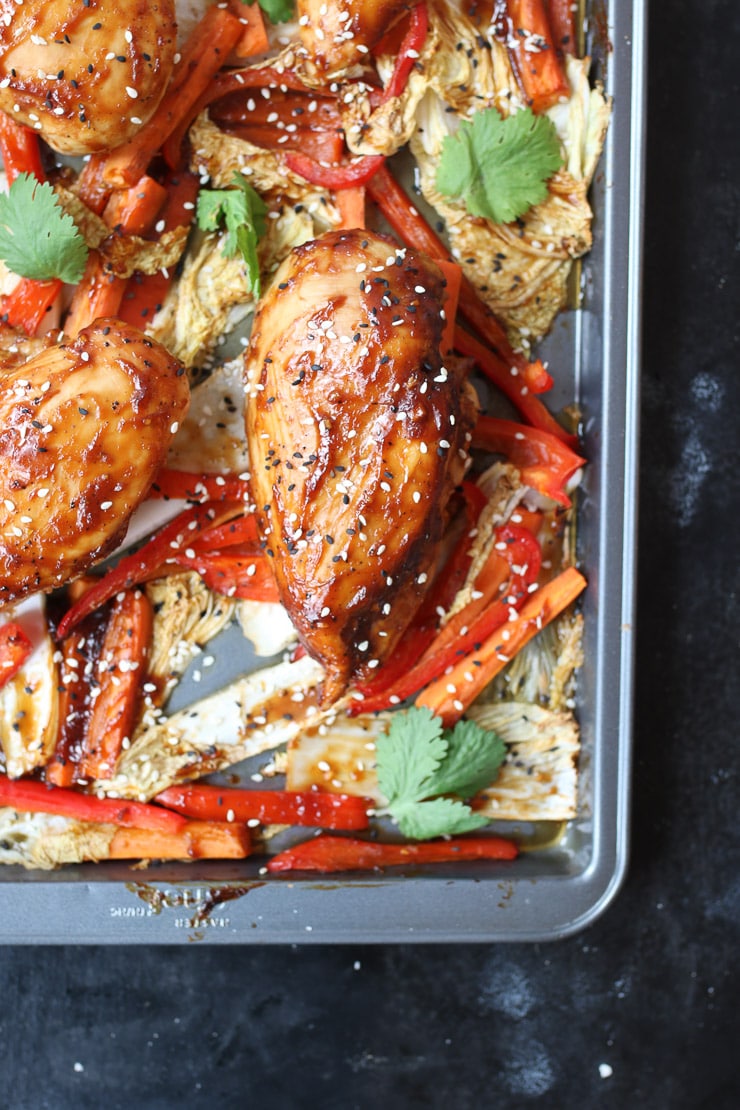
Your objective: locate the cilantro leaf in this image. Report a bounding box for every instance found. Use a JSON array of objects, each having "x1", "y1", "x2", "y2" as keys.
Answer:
[
  {"x1": 375, "y1": 706, "x2": 446, "y2": 807},
  {"x1": 375, "y1": 708, "x2": 506, "y2": 839},
  {"x1": 0, "y1": 174, "x2": 88, "y2": 283},
  {"x1": 436, "y1": 107, "x2": 563, "y2": 225},
  {"x1": 423, "y1": 718, "x2": 506, "y2": 801},
  {"x1": 244, "y1": 0, "x2": 295, "y2": 23},
  {"x1": 196, "y1": 174, "x2": 268, "y2": 296},
  {"x1": 394, "y1": 797, "x2": 489, "y2": 840}
]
